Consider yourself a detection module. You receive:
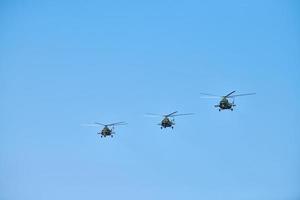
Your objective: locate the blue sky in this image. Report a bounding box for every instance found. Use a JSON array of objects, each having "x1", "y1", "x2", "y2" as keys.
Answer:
[{"x1": 1, "y1": 0, "x2": 300, "y2": 199}]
